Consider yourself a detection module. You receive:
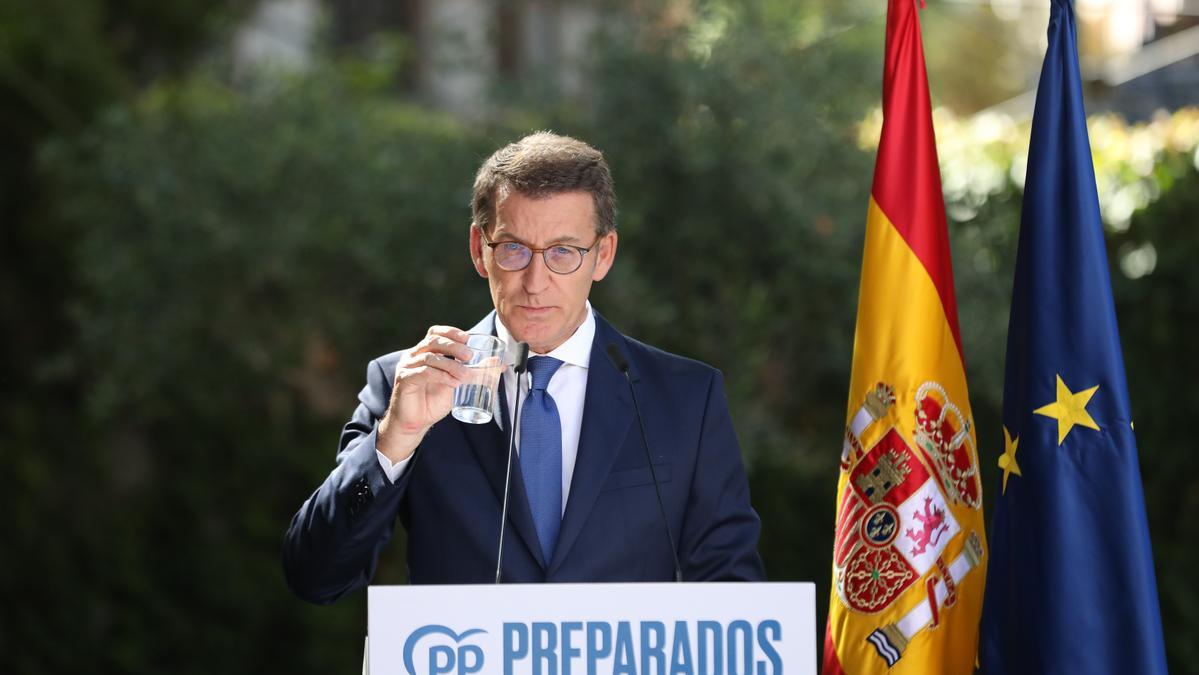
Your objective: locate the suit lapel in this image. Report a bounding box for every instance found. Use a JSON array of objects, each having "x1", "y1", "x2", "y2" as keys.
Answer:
[
  {"x1": 548, "y1": 316, "x2": 634, "y2": 575},
  {"x1": 459, "y1": 312, "x2": 547, "y2": 569}
]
